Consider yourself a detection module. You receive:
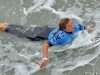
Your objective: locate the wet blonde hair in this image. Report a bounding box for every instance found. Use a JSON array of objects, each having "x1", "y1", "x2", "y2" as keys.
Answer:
[
  {"x1": 52, "y1": 18, "x2": 70, "y2": 36},
  {"x1": 59, "y1": 18, "x2": 70, "y2": 30}
]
